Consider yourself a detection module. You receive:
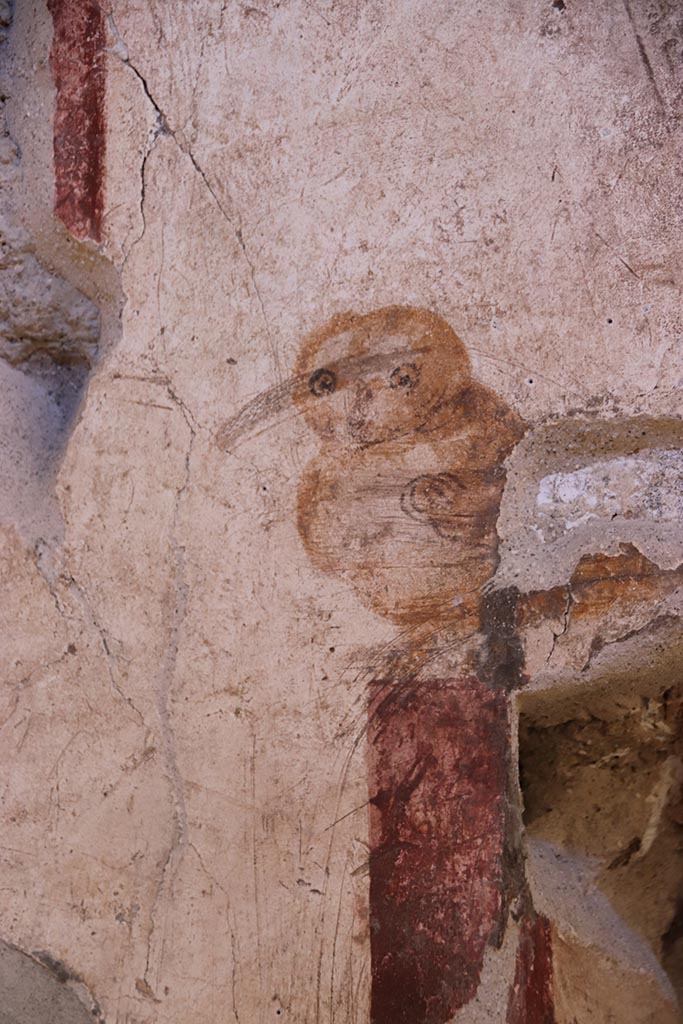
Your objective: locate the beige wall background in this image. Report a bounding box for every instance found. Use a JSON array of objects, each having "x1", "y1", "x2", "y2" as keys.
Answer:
[{"x1": 1, "y1": 1, "x2": 681, "y2": 1022}]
